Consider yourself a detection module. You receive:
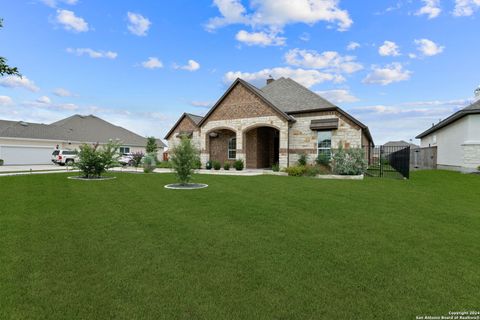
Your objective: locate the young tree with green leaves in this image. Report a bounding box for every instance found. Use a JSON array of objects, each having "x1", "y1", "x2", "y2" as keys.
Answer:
[
  {"x1": 170, "y1": 136, "x2": 200, "y2": 185},
  {"x1": 0, "y1": 19, "x2": 21, "y2": 77},
  {"x1": 145, "y1": 136, "x2": 158, "y2": 154}
]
